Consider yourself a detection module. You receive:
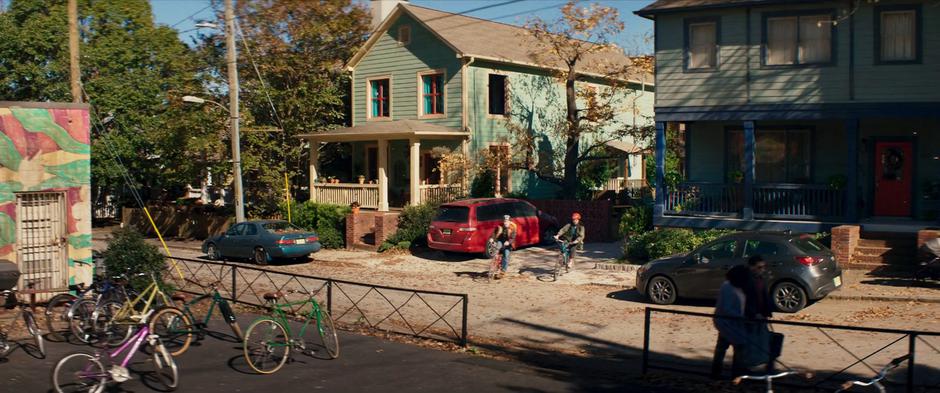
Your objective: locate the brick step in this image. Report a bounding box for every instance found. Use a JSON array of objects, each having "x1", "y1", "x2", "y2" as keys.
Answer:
[
  {"x1": 854, "y1": 246, "x2": 917, "y2": 258},
  {"x1": 843, "y1": 261, "x2": 891, "y2": 270},
  {"x1": 851, "y1": 253, "x2": 919, "y2": 265}
]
